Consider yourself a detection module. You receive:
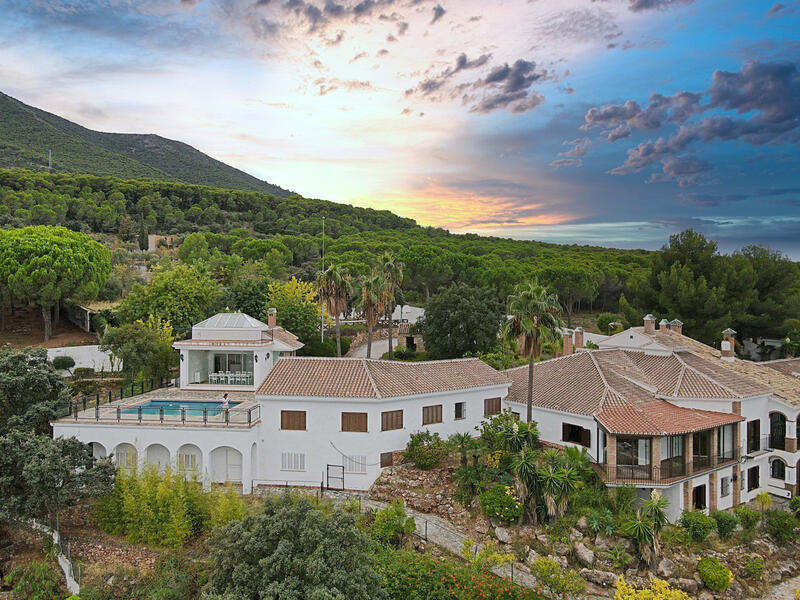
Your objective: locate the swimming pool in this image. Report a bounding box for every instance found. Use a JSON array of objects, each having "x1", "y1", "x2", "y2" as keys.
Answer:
[{"x1": 121, "y1": 400, "x2": 241, "y2": 416}]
